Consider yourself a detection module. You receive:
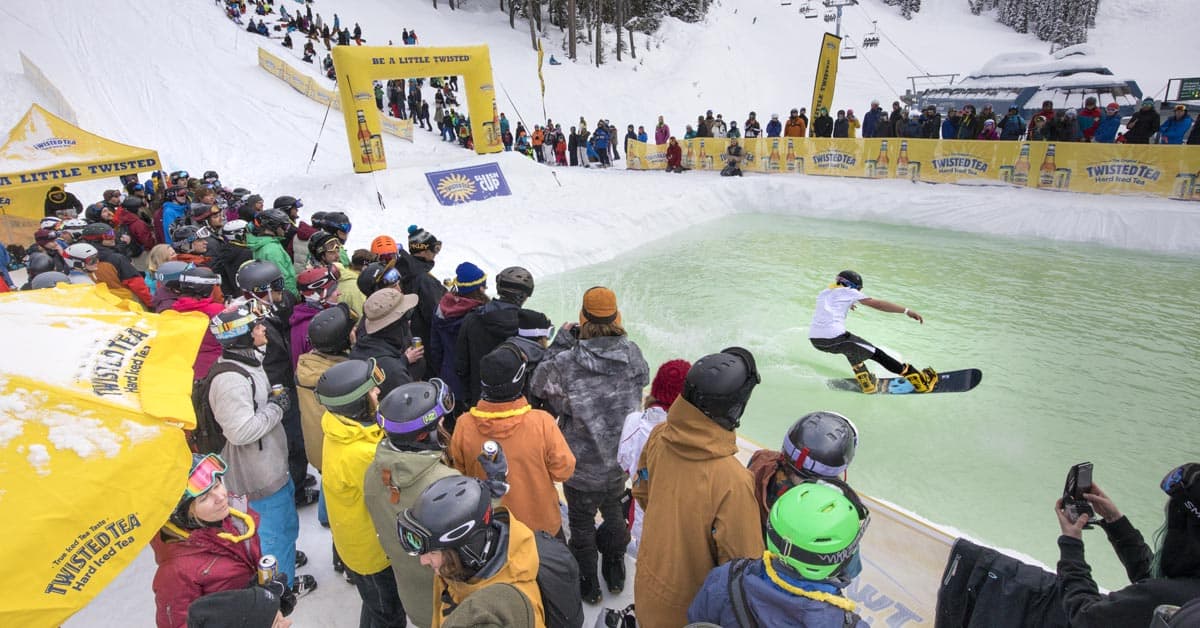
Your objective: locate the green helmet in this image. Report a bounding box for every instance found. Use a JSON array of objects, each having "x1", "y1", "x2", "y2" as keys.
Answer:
[{"x1": 766, "y1": 480, "x2": 868, "y2": 581}]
